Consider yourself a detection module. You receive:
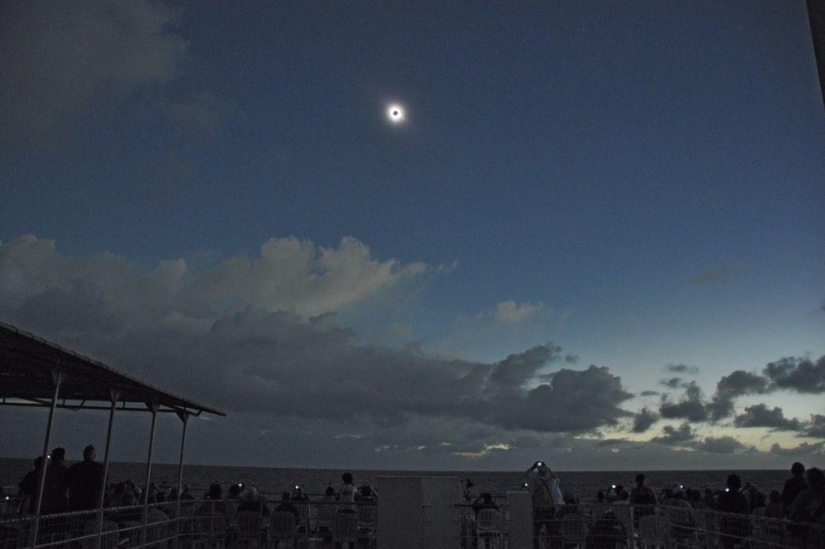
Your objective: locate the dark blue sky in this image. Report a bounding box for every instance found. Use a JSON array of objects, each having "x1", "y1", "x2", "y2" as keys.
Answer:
[{"x1": 1, "y1": 1, "x2": 823, "y2": 470}]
